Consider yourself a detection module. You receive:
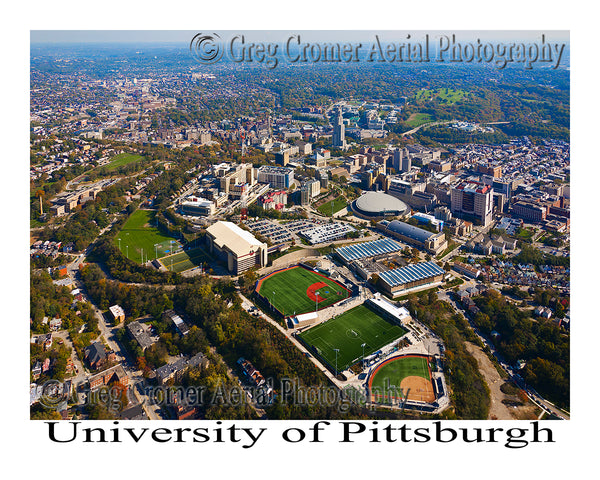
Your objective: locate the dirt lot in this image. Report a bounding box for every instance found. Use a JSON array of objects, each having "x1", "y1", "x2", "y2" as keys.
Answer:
[{"x1": 465, "y1": 342, "x2": 538, "y2": 420}]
